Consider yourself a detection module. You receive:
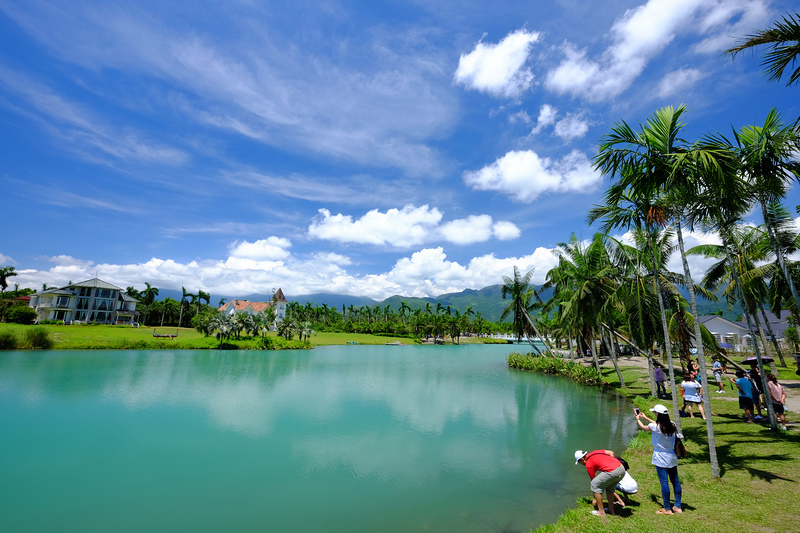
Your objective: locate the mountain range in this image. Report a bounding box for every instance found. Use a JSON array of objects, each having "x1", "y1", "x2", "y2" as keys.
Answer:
[{"x1": 155, "y1": 285, "x2": 742, "y2": 324}]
